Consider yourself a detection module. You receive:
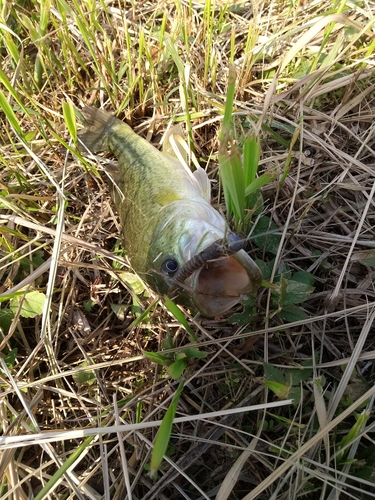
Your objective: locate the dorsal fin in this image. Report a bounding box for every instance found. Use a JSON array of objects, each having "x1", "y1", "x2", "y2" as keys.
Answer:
[{"x1": 163, "y1": 124, "x2": 211, "y2": 202}]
